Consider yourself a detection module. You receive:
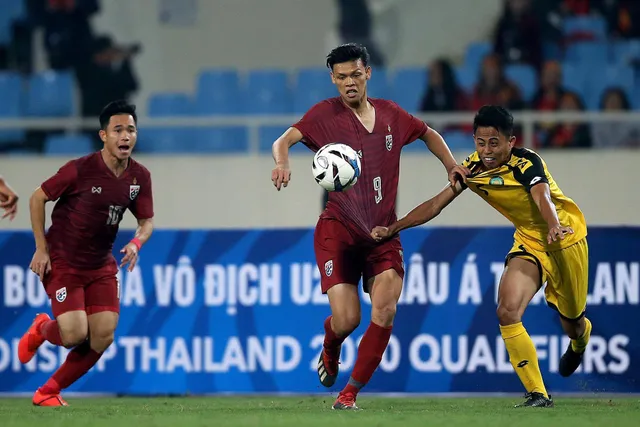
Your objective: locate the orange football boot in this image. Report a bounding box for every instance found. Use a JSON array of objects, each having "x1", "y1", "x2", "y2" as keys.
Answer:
[
  {"x1": 18, "y1": 313, "x2": 50, "y2": 364},
  {"x1": 32, "y1": 389, "x2": 68, "y2": 407}
]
